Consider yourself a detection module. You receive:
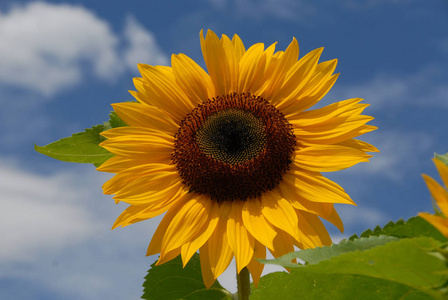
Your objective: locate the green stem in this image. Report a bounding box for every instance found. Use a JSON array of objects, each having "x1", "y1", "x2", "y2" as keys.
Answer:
[{"x1": 236, "y1": 267, "x2": 250, "y2": 300}]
